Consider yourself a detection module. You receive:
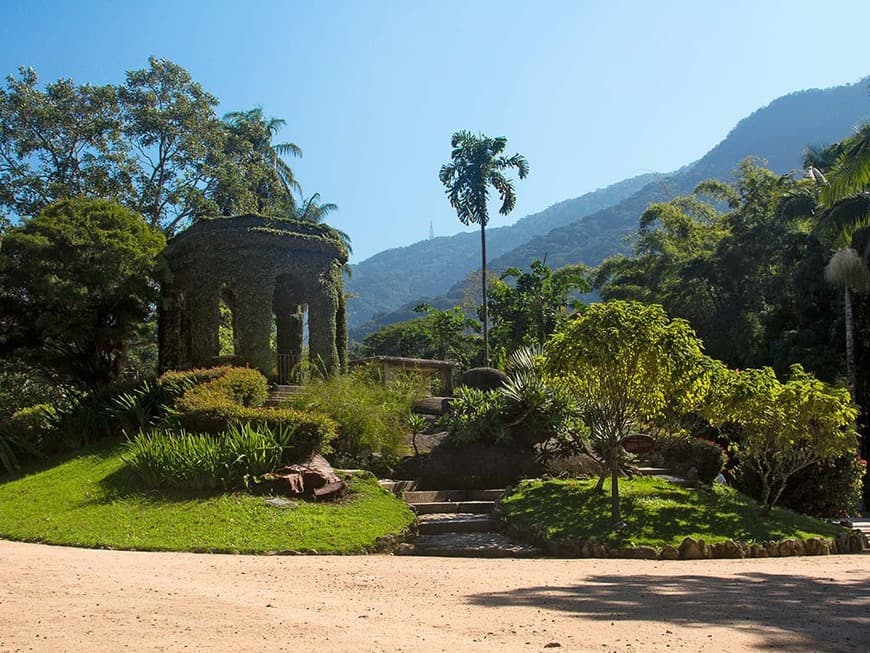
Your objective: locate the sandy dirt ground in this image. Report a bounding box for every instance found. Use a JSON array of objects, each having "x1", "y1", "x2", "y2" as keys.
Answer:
[{"x1": 0, "y1": 540, "x2": 868, "y2": 653}]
